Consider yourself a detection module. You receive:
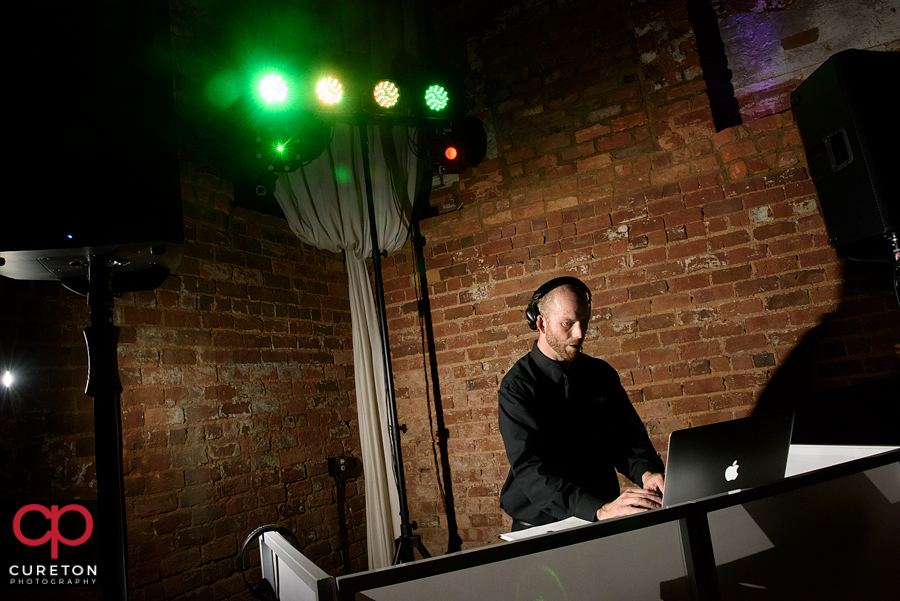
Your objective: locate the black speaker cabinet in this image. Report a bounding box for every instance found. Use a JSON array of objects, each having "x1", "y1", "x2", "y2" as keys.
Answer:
[
  {"x1": 790, "y1": 49, "x2": 899, "y2": 255},
  {"x1": 0, "y1": 0, "x2": 182, "y2": 293}
]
